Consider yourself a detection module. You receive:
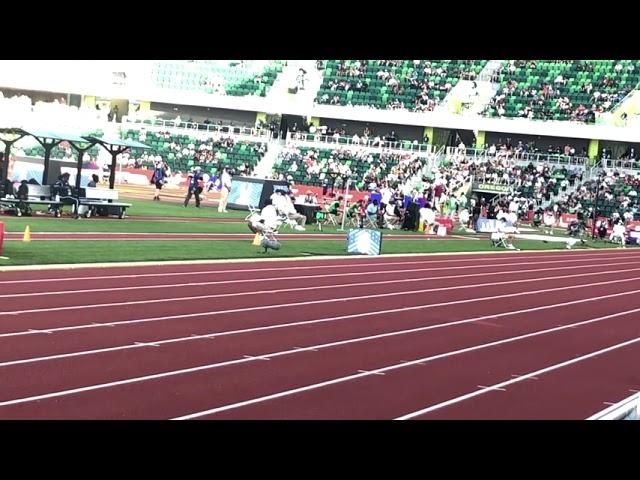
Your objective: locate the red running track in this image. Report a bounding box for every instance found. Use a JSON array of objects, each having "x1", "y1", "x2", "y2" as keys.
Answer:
[{"x1": 0, "y1": 249, "x2": 639, "y2": 419}]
